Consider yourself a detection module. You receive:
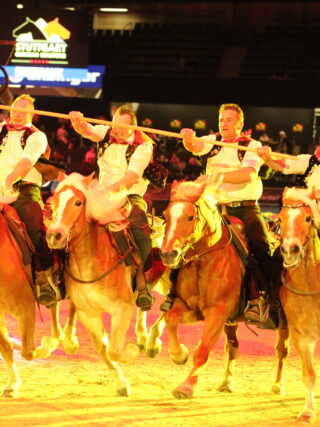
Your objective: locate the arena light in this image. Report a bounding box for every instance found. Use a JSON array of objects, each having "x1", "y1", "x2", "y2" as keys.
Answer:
[
  {"x1": 64, "y1": 7, "x2": 75, "y2": 11},
  {"x1": 98, "y1": 8, "x2": 128, "y2": 12},
  {"x1": 16, "y1": 3, "x2": 24, "y2": 9}
]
